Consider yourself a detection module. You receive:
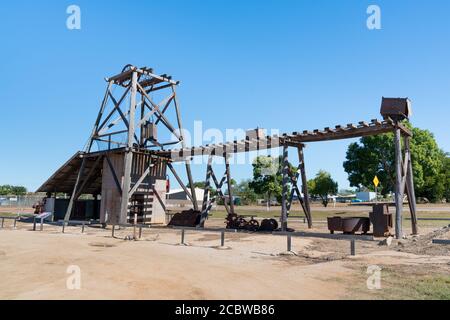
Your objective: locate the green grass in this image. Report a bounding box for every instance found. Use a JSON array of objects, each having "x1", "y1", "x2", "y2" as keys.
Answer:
[{"x1": 348, "y1": 266, "x2": 450, "y2": 300}]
